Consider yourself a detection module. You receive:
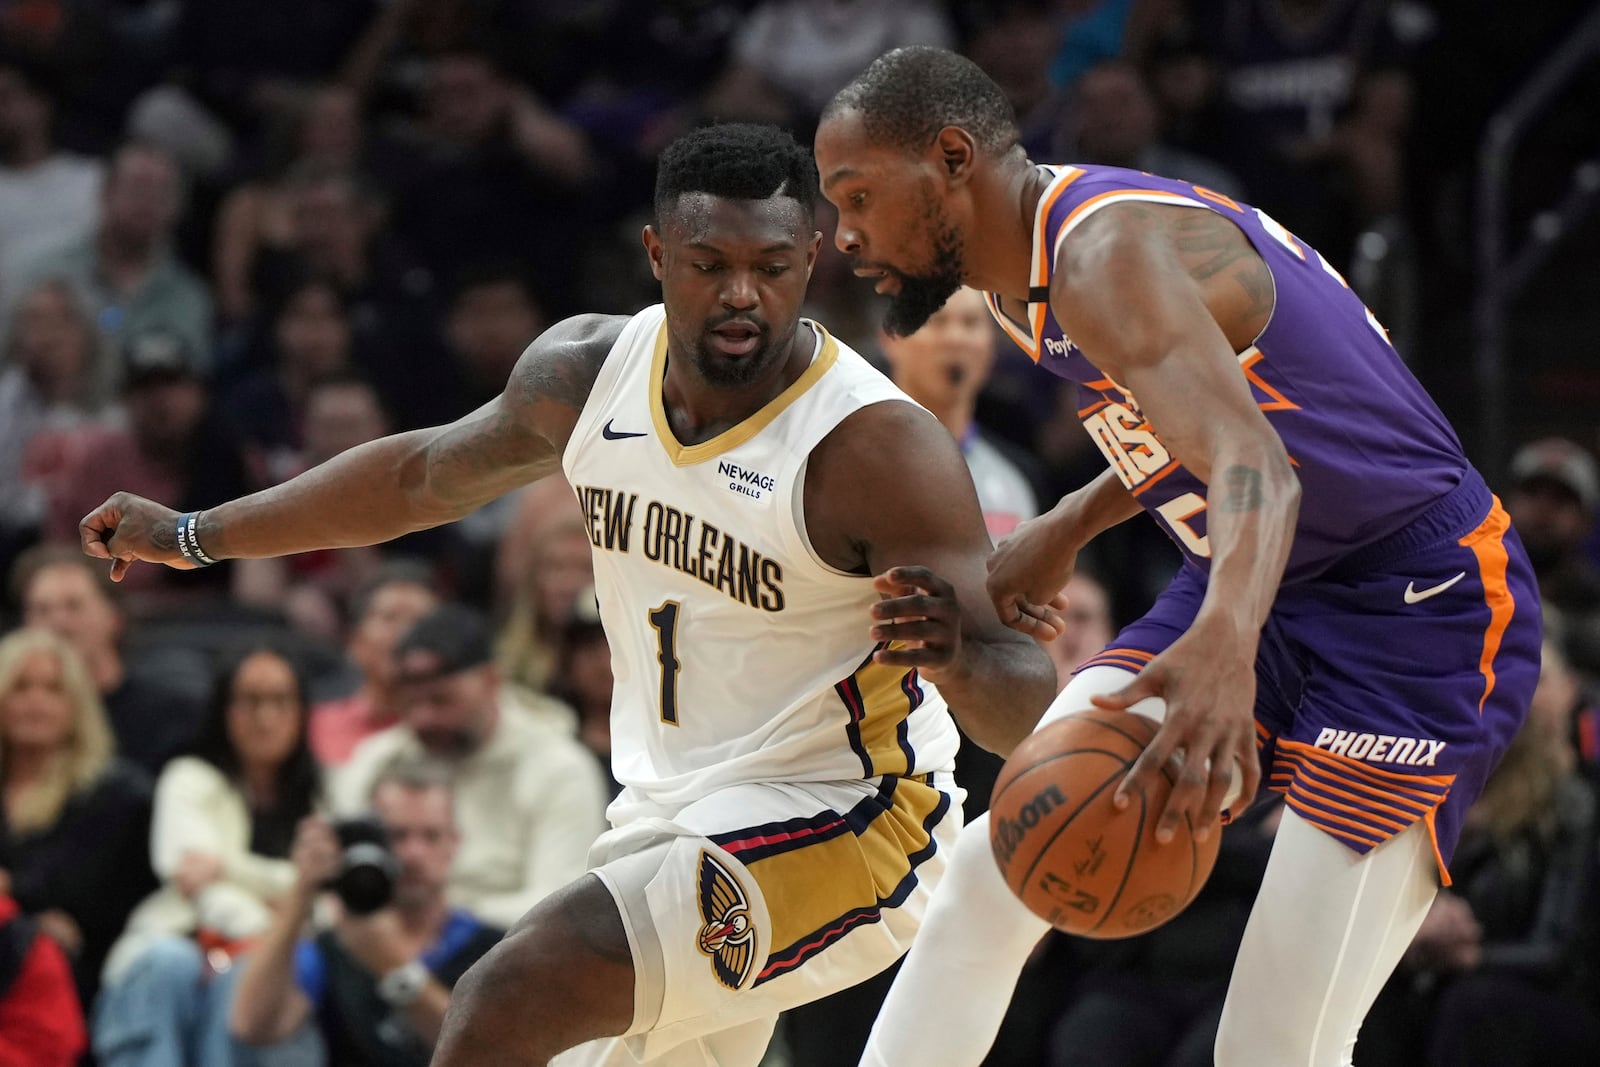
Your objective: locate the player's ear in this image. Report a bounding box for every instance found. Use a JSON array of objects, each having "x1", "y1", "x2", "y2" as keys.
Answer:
[
  {"x1": 641, "y1": 224, "x2": 666, "y2": 281},
  {"x1": 805, "y1": 229, "x2": 823, "y2": 277},
  {"x1": 934, "y1": 126, "x2": 977, "y2": 186}
]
